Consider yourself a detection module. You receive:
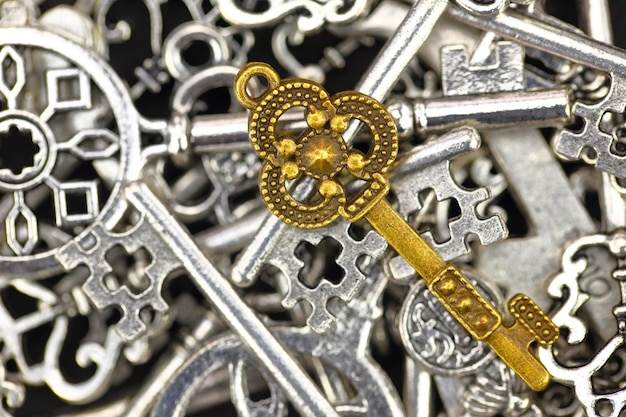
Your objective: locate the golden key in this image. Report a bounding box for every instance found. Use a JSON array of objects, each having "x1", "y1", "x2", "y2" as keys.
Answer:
[{"x1": 234, "y1": 62, "x2": 559, "y2": 391}]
